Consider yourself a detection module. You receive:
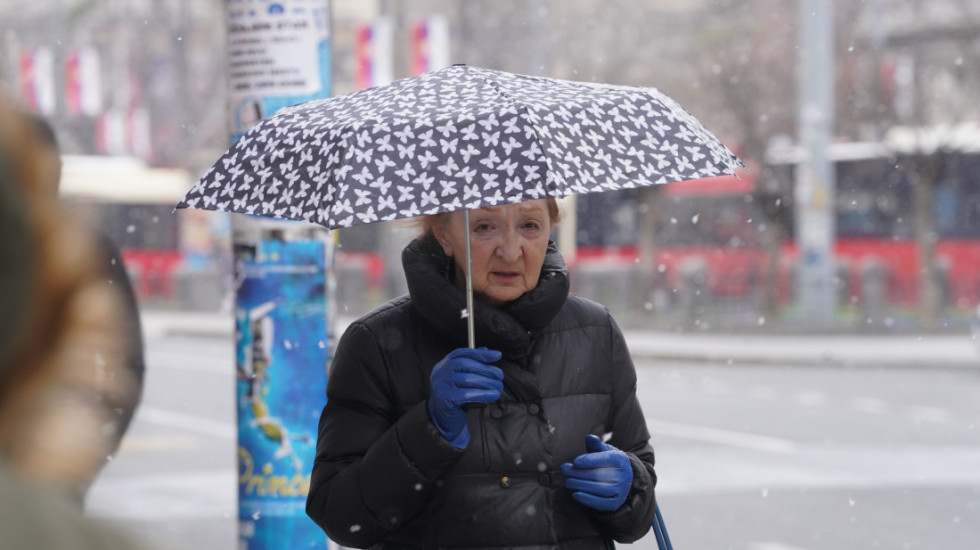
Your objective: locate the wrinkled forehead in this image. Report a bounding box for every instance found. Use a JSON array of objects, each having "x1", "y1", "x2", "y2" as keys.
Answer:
[{"x1": 474, "y1": 200, "x2": 548, "y2": 216}]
